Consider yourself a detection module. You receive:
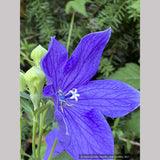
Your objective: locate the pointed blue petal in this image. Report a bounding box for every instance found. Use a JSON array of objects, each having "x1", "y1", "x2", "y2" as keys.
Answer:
[
  {"x1": 74, "y1": 79, "x2": 140, "y2": 118},
  {"x1": 60, "y1": 107, "x2": 114, "y2": 160},
  {"x1": 40, "y1": 36, "x2": 68, "y2": 92},
  {"x1": 54, "y1": 110, "x2": 71, "y2": 146},
  {"x1": 43, "y1": 110, "x2": 71, "y2": 160},
  {"x1": 43, "y1": 129, "x2": 64, "y2": 160},
  {"x1": 42, "y1": 85, "x2": 58, "y2": 107},
  {"x1": 42, "y1": 84, "x2": 55, "y2": 97},
  {"x1": 62, "y1": 28, "x2": 111, "y2": 92}
]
